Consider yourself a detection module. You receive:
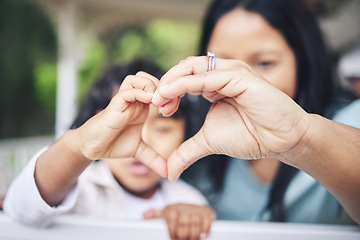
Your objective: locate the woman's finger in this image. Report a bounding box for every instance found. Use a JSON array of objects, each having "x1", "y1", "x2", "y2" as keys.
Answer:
[
  {"x1": 161, "y1": 56, "x2": 216, "y2": 85},
  {"x1": 151, "y1": 56, "x2": 208, "y2": 107},
  {"x1": 167, "y1": 131, "x2": 211, "y2": 181},
  {"x1": 202, "y1": 91, "x2": 225, "y2": 103},
  {"x1": 159, "y1": 96, "x2": 180, "y2": 117},
  {"x1": 153, "y1": 68, "x2": 259, "y2": 108}
]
